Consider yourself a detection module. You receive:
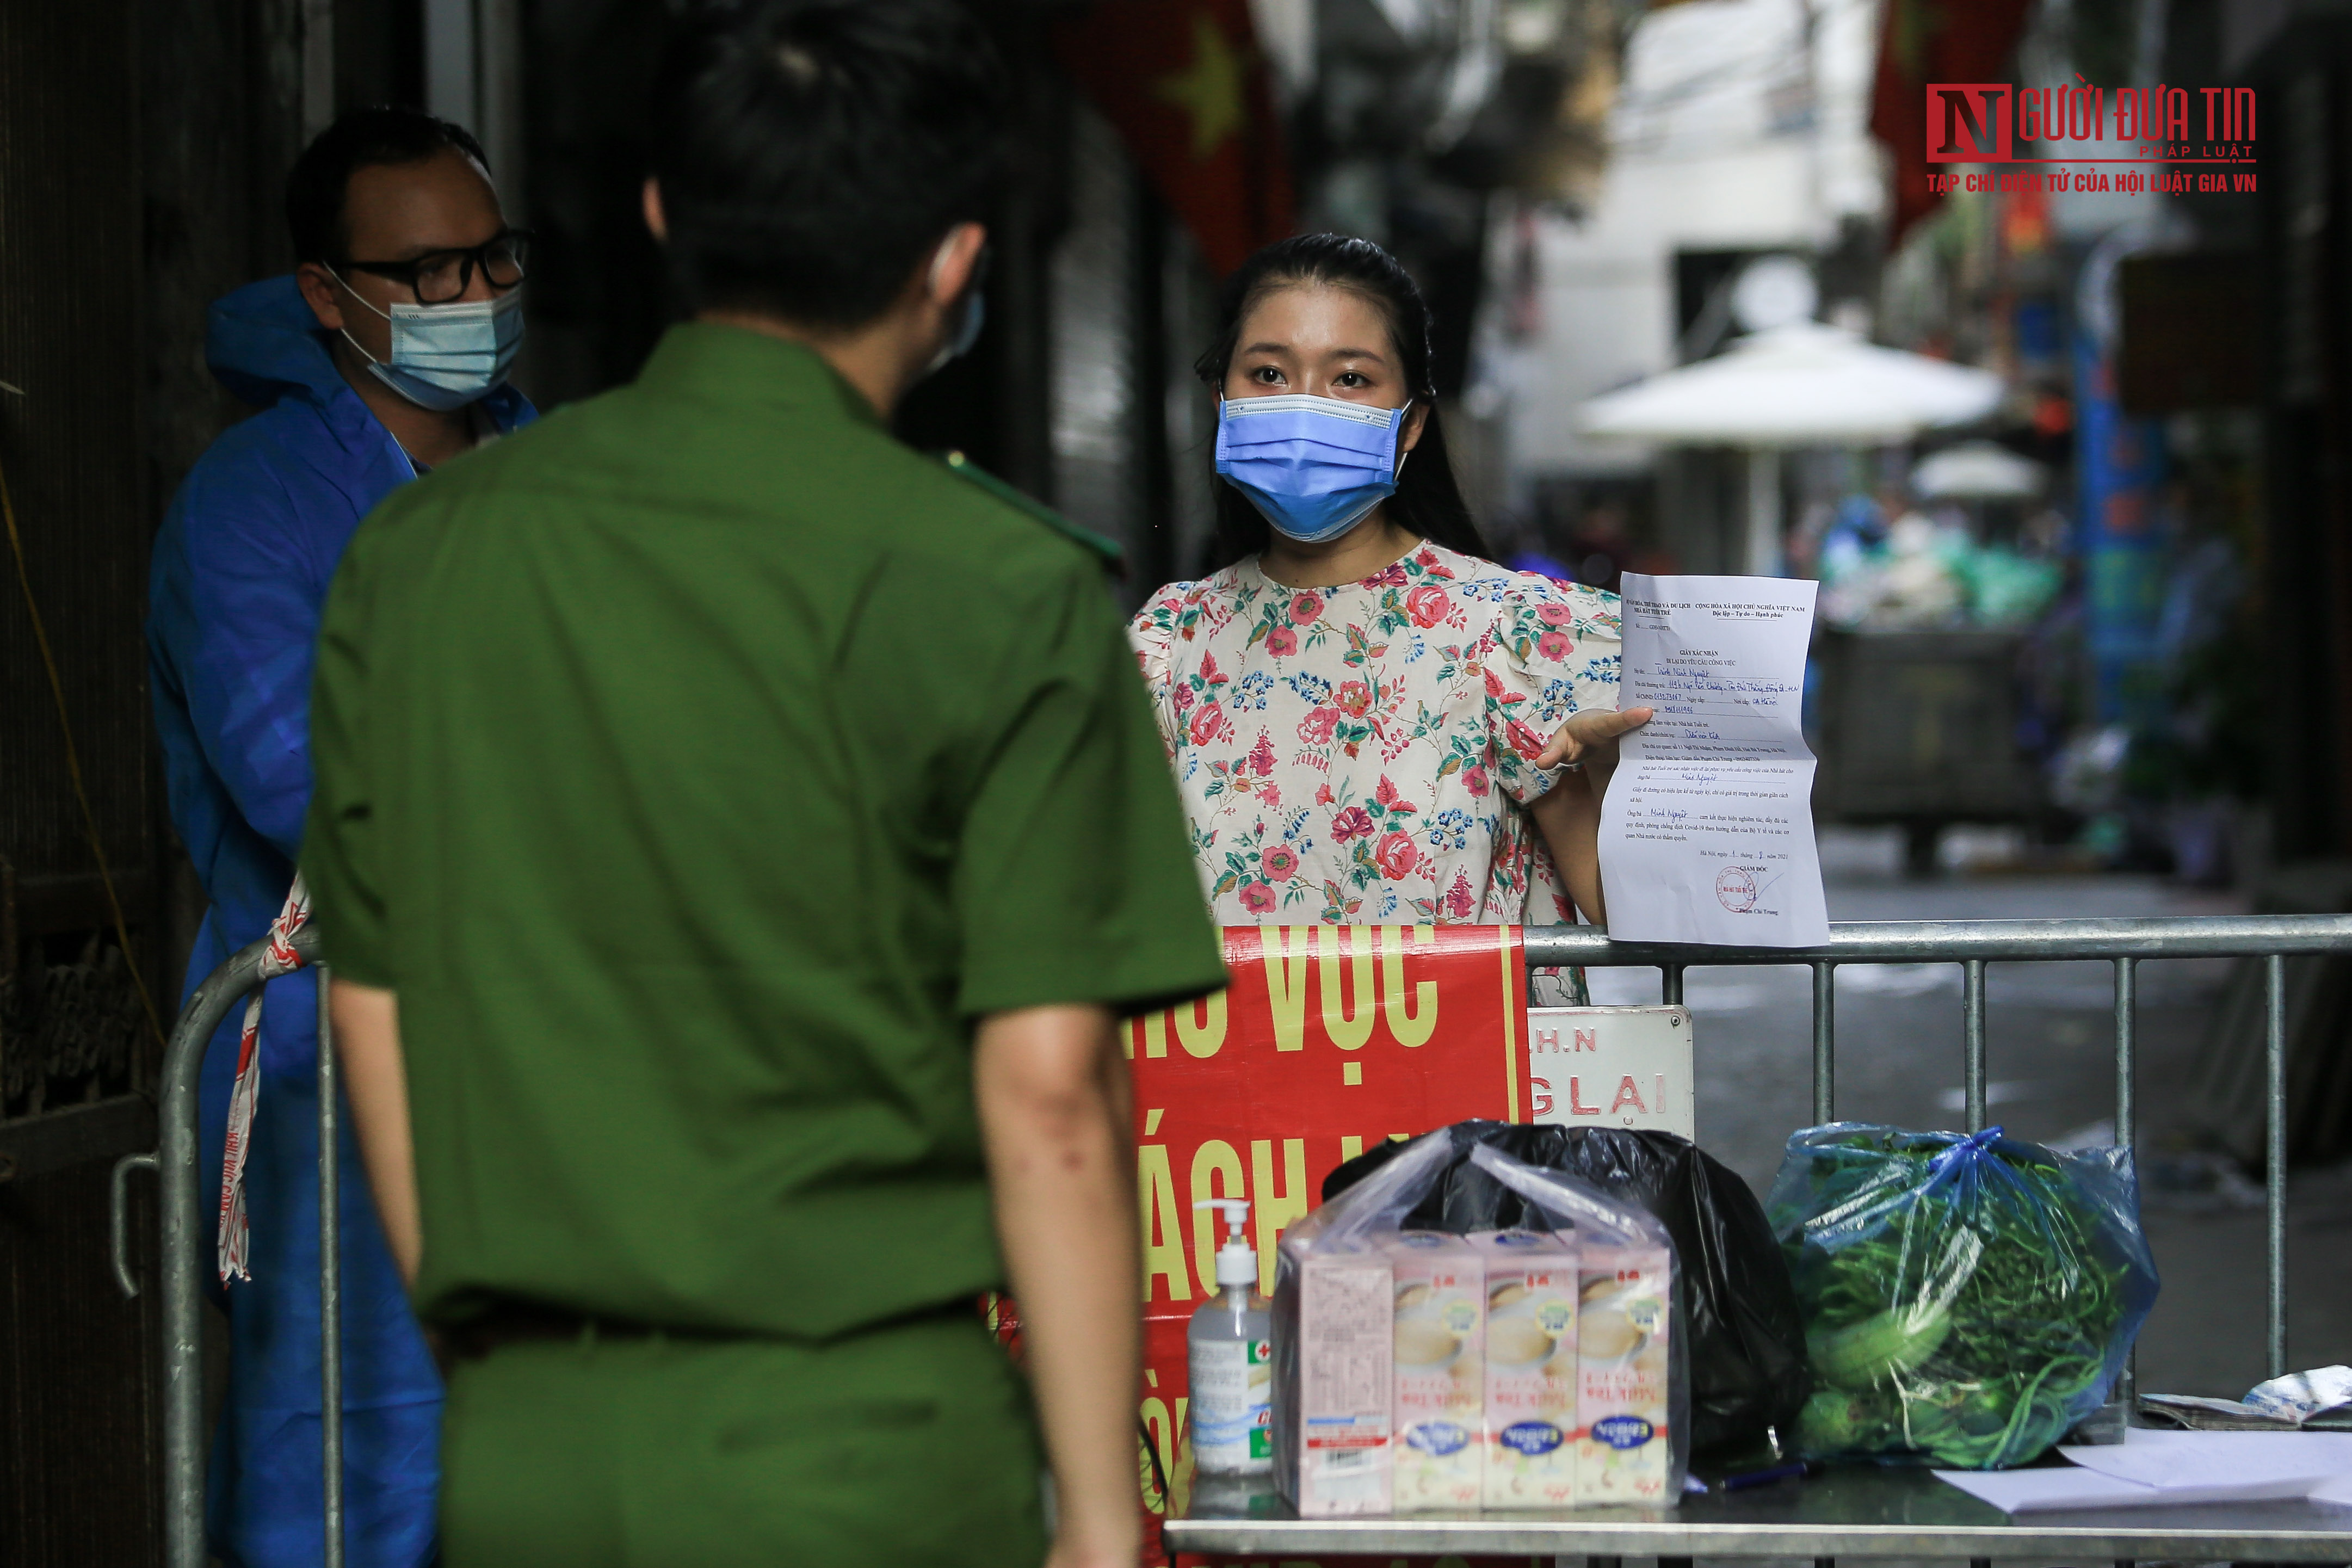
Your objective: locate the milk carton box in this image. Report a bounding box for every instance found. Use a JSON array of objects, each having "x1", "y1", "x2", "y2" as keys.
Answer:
[
  {"x1": 1271, "y1": 1237, "x2": 1393, "y2": 1517},
  {"x1": 1576, "y1": 1244, "x2": 1673, "y2": 1504},
  {"x1": 1467, "y1": 1229, "x2": 1579, "y2": 1508},
  {"x1": 1381, "y1": 1232, "x2": 1484, "y2": 1511}
]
